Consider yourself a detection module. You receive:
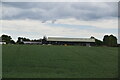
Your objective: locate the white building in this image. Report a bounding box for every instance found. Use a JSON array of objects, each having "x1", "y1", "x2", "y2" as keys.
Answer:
[
  {"x1": 23, "y1": 41, "x2": 42, "y2": 45},
  {"x1": 0, "y1": 42, "x2": 6, "y2": 44}
]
